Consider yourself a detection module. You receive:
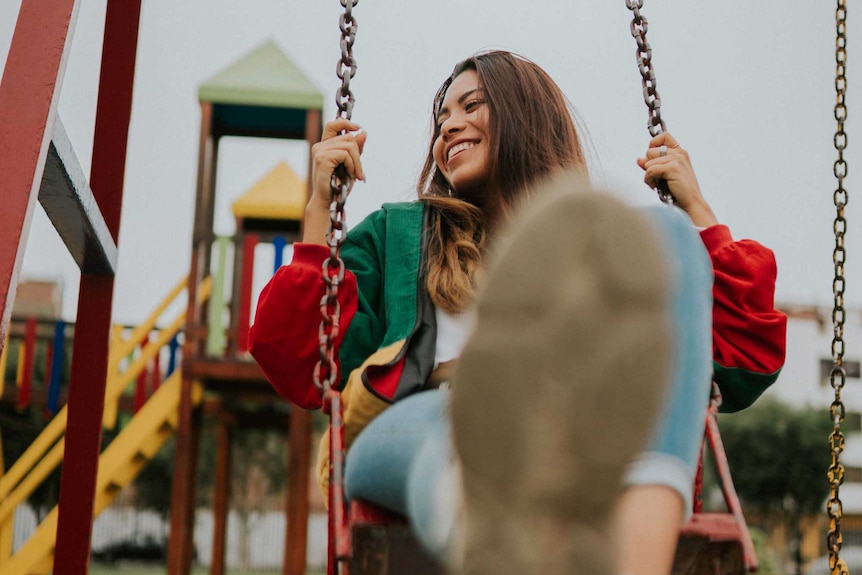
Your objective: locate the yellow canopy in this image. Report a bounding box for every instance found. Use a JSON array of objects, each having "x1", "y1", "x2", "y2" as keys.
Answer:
[{"x1": 231, "y1": 161, "x2": 306, "y2": 221}]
